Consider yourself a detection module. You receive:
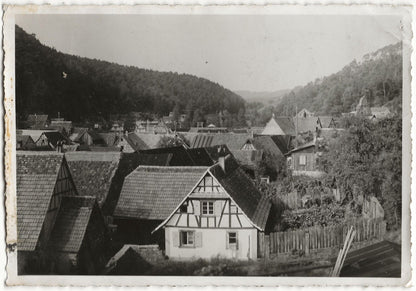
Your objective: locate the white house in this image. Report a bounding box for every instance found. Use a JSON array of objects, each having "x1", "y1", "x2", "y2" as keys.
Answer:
[{"x1": 114, "y1": 154, "x2": 271, "y2": 260}]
